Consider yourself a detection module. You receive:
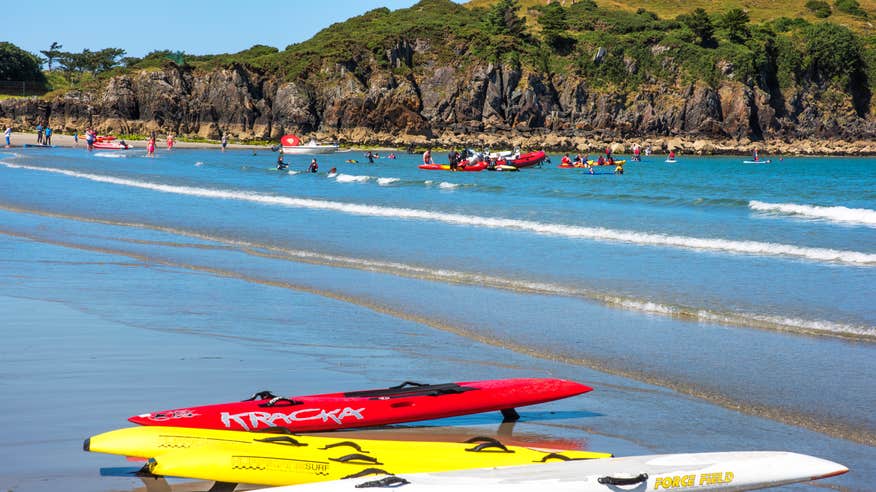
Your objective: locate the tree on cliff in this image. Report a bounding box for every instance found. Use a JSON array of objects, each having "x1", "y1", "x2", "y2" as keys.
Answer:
[
  {"x1": 719, "y1": 8, "x2": 751, "y2": 43},
  {"x1": 679, "y1": 8, "x2": 715, "y2": 47},
  {"x1": 538, "y1": 1, "x2": 574, "y2": 52},
  {"x1": 40, "y1": 41, "x2": 63, "y2": 71},
  {"x1": 484, "y1": 0, "x2": 526, "y2": 37},
  {"x1": 803, "y1": 22, "x2": 864, "y2": 82},
  {"x1": 0, "y1": 42, "x2": 46, "y2": 85}
]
